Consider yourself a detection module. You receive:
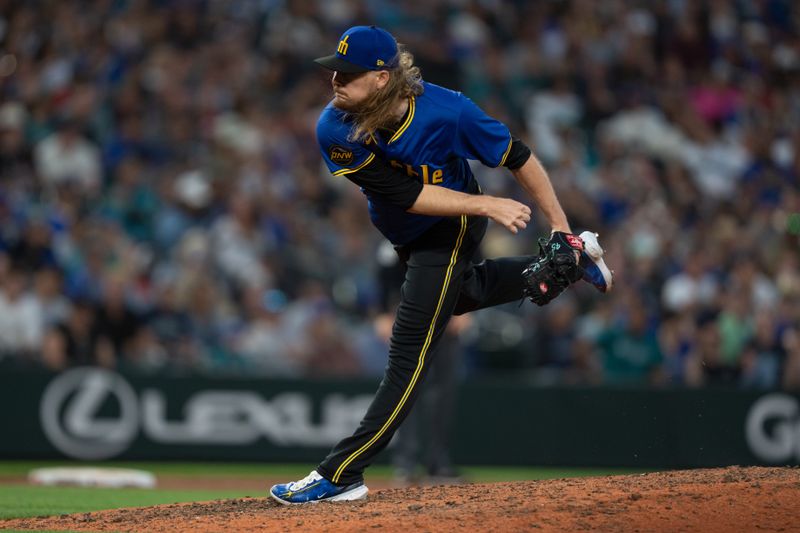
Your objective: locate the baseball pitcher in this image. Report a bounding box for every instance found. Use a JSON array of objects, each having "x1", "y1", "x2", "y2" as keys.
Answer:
[{"x1": 271, "y1": 25, "x2": 612, "y2": 505}]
